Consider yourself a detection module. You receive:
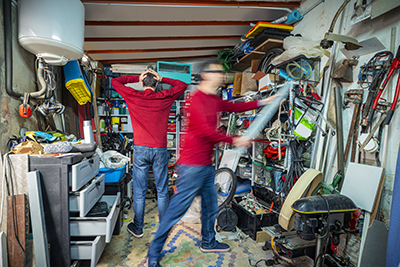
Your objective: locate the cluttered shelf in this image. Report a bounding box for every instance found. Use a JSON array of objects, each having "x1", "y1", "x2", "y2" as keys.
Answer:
[{"x1": 230, "y1": 38, "x2": 283, "y2": 72}]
